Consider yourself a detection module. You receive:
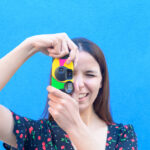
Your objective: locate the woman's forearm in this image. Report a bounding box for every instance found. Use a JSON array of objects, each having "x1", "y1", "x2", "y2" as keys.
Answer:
[
  {"x1": 0, "y1": 39, "x2": 36, "y2": 91},
  {"x1": 67, "y1": 121, "x2": 104, "y2": 150}
]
